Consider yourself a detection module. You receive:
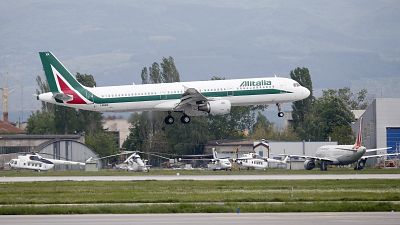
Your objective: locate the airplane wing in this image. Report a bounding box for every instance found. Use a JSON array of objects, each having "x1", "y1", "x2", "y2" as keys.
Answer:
[
  {"x1": 174, "y1": 87, "x2": 208, "y2": 111},
  {"x1": 361, "y1": 153, "x2": 400, "y2": 160},
  {"x1": 287, "y1": 154, "x2": 336, "y2": 162}
]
